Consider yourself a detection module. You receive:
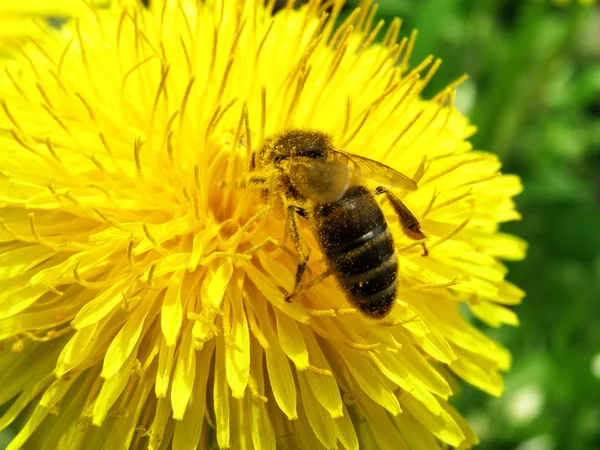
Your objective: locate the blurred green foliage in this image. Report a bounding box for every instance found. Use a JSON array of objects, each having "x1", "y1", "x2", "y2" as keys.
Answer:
[{"x1": 342, "y1": 0, "x2": 600, "y2": 449}]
